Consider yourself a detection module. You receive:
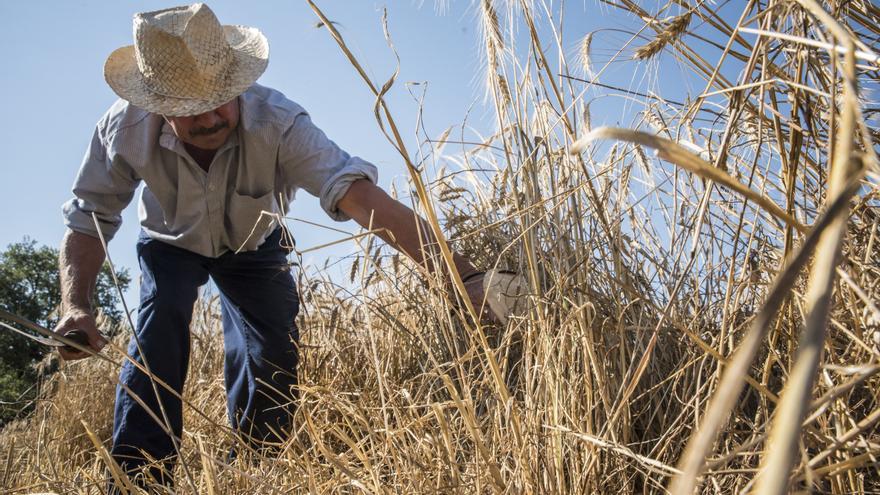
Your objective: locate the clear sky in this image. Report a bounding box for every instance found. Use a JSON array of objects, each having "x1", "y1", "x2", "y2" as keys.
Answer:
[
  {"x1": 0, "y1": 1, "x2": 704, "y2": 305},
  {"x1": 0, "y1": 1, "x2": 495, "y2": 299}
]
